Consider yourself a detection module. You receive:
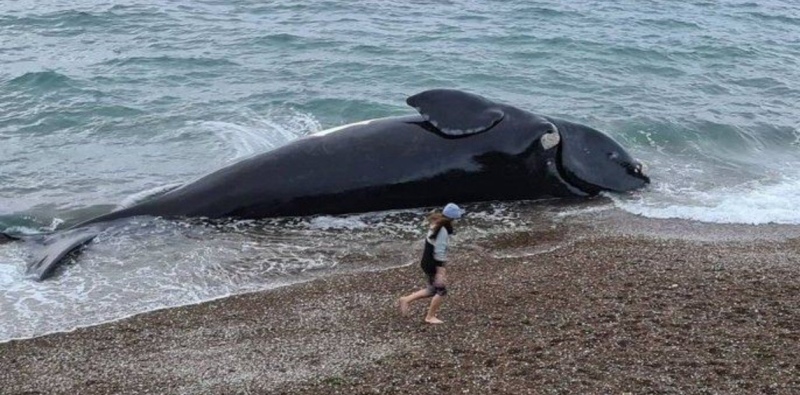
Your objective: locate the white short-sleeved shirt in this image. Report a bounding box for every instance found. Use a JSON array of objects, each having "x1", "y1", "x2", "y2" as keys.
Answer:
[{"x1": 426, "y1": 227, "x2": 450, "y2": 262}]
